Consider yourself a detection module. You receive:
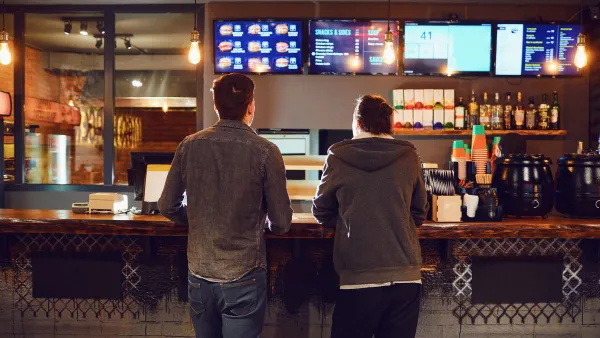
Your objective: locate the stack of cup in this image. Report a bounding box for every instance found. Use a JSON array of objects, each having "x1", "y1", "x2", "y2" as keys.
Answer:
[
  {"x1": 464, "y1": 144, "x2": 471, "y2": 161},
  {"x1": 451, "y1": 140, "x2": 467, "y2": 180},
  {"x1": 471, "y1": 125, "x2": 489, "y2": 175}
]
